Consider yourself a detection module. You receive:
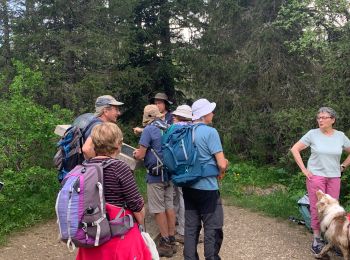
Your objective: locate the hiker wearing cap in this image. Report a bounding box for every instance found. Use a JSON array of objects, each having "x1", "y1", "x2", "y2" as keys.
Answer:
[
  {"x1": 133, "y1": 104, "x2": 177, "y2": 258},
  {"x1": 182, "y1": 98, "x2": 229, "y2": 260},
  {"x1": 133, "y1": 93, "x2": 173, "y2": 135},
  {"x1": 82, "y1": 95, "x2": 124, "y2": 159}
]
